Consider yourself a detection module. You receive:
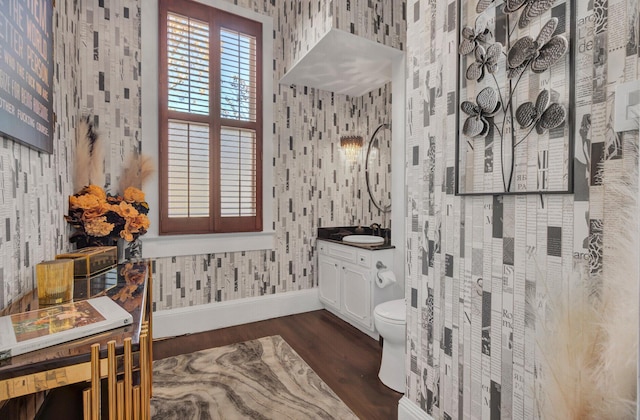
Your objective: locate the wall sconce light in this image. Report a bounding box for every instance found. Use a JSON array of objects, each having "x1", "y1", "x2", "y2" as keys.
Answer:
[{"x1": 340, "y1": 135, "x2": 363, "y2": 163}]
